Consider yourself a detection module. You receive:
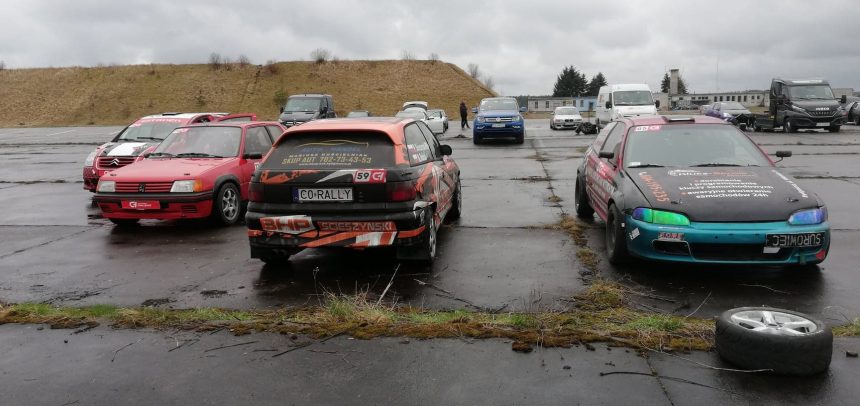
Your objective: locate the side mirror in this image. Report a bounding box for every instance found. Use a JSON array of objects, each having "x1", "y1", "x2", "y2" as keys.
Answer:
[
  {"x1": 279, "y1": 106, "x2": 284, "y2": 113},
  {"x1": 775, "y1": 150, "x2": 792, "y2": 158},
  {"x1": 440, "y1": 145, "x2": 453, "y2": 156},
  {"x1": 471, "y1": 107, "x2": 478, "y2": 114},
  {"x1": 142, "y1": 152, "x2": 151, "y2": 159},
  {"x1": 840, "y1": 95, "x2": 847, "y2": 104},
  {"x1": 243, "y1": 152, "x2": 263, "y2": 160},
  {"x1": 519, "y1": 106, "x2": 527, "y2": 112},
  {"x1": 598, "y1": 151, "x2": 614, "y2": 160},
  {"x1": 605, "y1": 101, "x2": 612, "y2": 109},
  {"x1": 655, "y1": 100, "x2": 661, "y2": 108}
]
